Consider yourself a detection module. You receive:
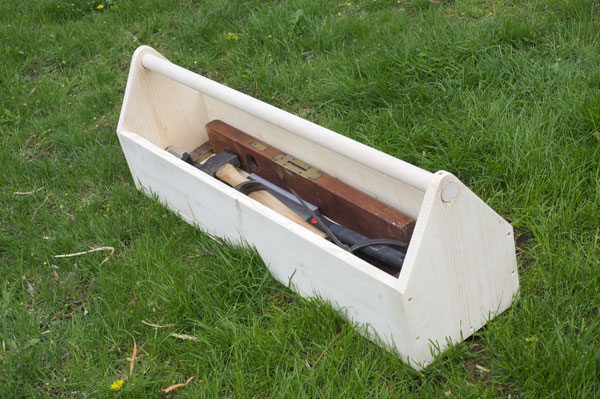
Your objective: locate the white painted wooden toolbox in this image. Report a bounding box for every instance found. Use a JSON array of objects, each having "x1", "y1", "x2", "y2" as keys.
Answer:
[{"x1": 117, "y1": 46, "x2": 519, "y2": 369}]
